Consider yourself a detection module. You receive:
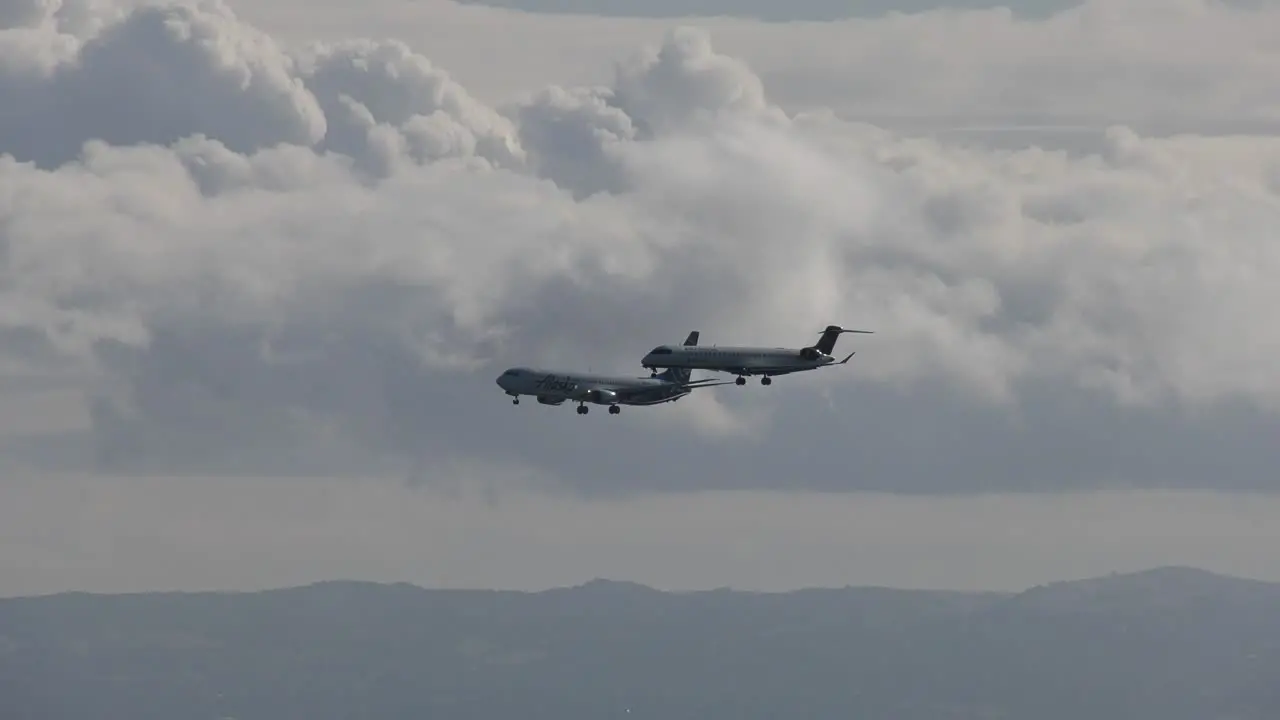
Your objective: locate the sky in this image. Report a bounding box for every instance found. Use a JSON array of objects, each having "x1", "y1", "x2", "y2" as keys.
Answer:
[{"x1": 2, "y1": 0, "x2": 1279, "y2": 596}]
